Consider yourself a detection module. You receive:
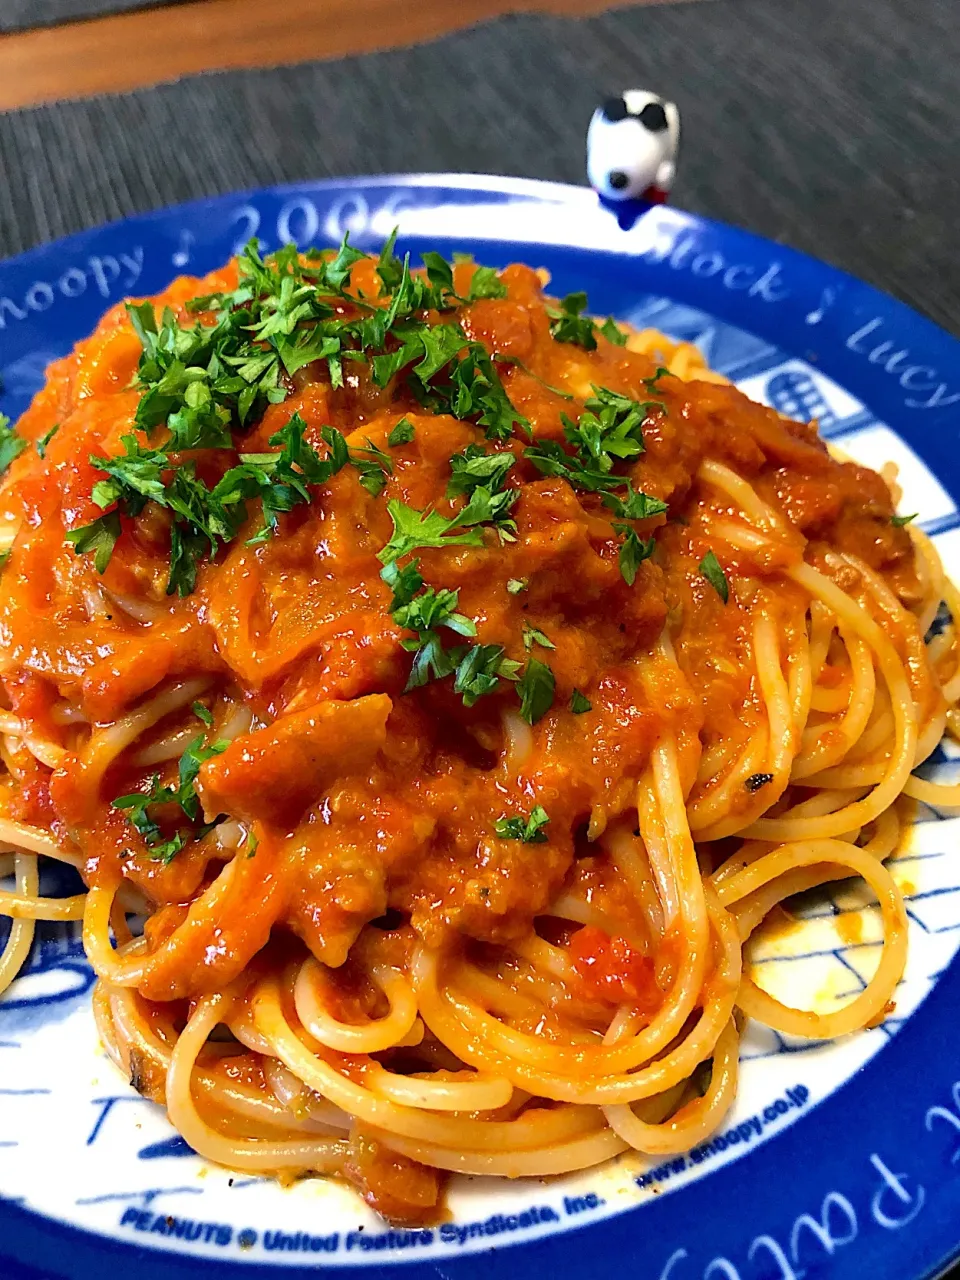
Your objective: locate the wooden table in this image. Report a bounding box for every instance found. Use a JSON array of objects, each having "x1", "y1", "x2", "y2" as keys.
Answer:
[{"x1": 0, "y1": 0, "x2": 687, "y2": 111}]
